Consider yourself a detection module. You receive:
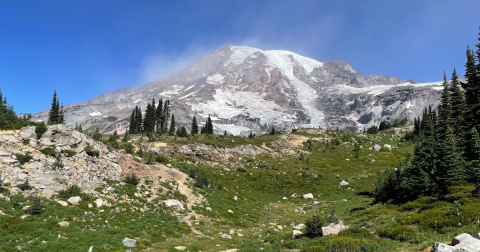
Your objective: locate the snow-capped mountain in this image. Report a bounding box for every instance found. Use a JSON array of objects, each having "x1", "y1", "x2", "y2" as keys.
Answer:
[{"x1": 32, "y1": 46, "x2": 443, "y2": 135}]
